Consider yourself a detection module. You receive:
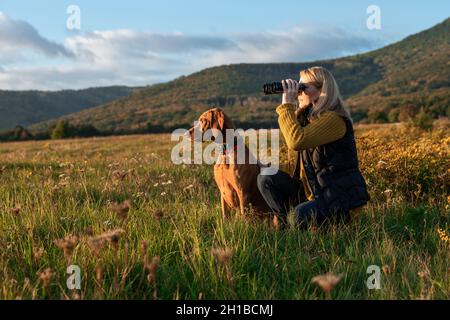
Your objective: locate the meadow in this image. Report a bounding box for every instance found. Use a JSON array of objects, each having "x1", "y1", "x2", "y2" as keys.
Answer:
[{"x1": 0, "y1": 122, "x2": 448, "y2": 300}]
